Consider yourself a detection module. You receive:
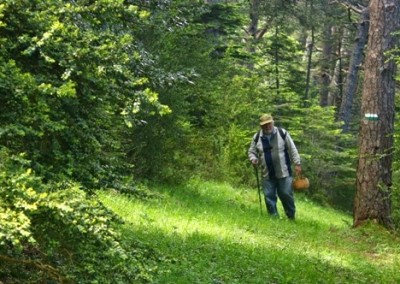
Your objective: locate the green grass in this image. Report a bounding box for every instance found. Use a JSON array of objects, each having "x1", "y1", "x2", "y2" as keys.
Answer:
[{"x1": 98, "y1": 178, "x2": 400, "y2": 283}]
